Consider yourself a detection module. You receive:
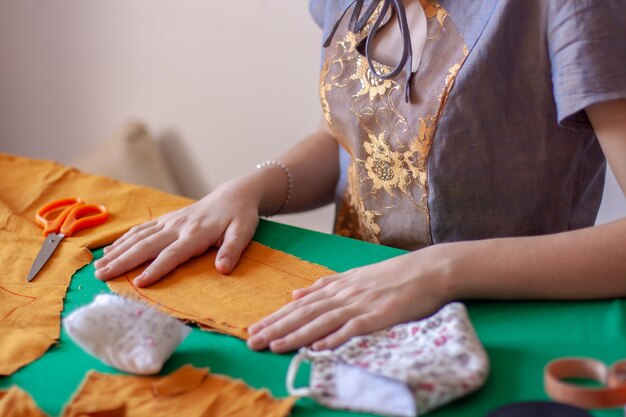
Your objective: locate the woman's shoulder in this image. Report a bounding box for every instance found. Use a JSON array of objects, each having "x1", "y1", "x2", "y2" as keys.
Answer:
[{"x1": 308, "y1": 0, "x2": 354, "y2": 31}]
